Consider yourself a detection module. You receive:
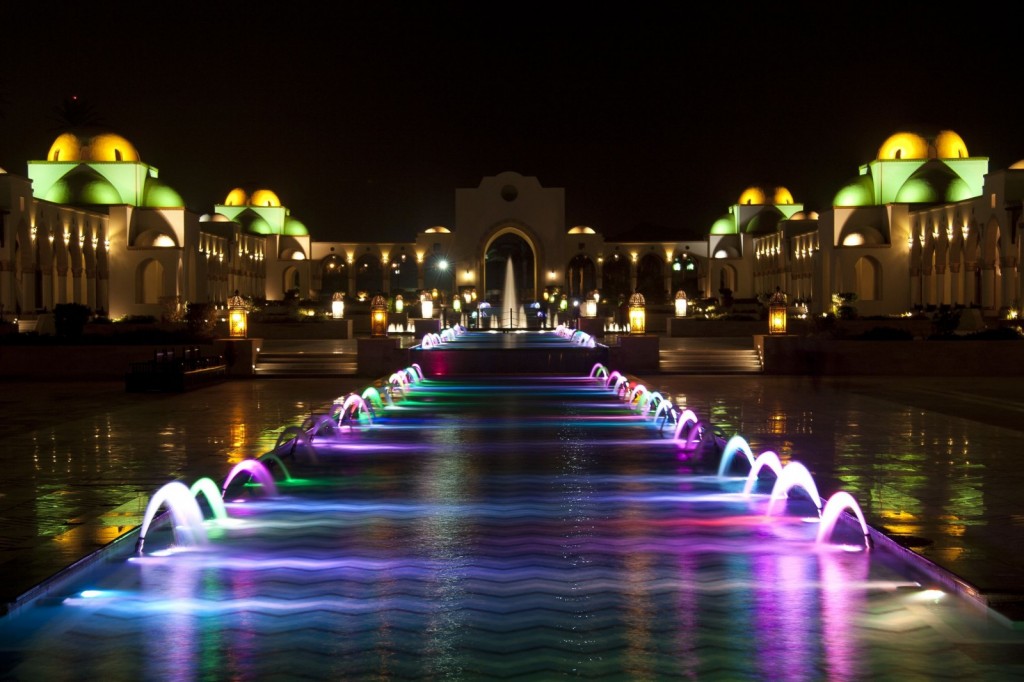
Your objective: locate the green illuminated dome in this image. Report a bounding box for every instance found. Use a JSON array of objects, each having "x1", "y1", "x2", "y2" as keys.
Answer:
[
  {"x1": 43, "y1": 165, "x2": 123, "y2": 204},
  {"x1": 833, "y1": 175, "x2": 874, "y2": 207},
  {"x1": 142, "y1": 178, "x2": 184, "y2": 208},
  {"x1": 709, "y1": 214, "x2": 735, "y2": 235},
  {"x1": 895, "y1": 161, "x2": 971, "y2": 203},
  {"x1": 743, "y1": 207, "x2": 782, "y2": 234},
  {"x1": 284, "y1": 217, "x2": 309, "y2": 236},
  {"x1": 245, "y1": 215, "x2": 273, "y2": 235}
]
